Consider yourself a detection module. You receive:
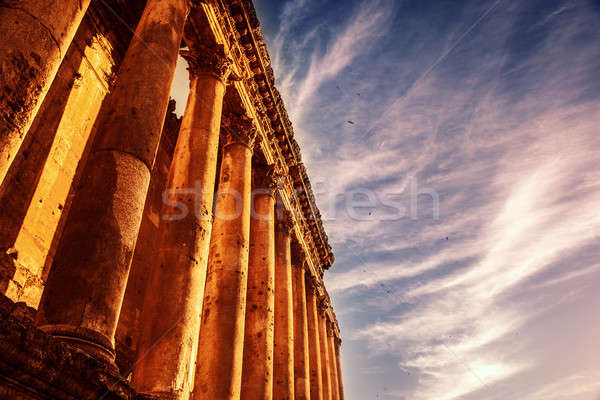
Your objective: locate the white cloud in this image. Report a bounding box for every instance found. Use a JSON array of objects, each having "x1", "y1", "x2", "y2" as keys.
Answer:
[
  {"x1": 271, "y1": 0, "x2": 394, "y2": 125},
  {"x1": 293, "y1": 0, "x2": 393, "y2": 118}
]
